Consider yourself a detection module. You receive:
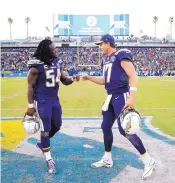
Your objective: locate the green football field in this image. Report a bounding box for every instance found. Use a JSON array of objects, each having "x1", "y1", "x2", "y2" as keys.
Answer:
[{"x1": 1, "y1": 77, "x2": 175, "y2": 137}]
